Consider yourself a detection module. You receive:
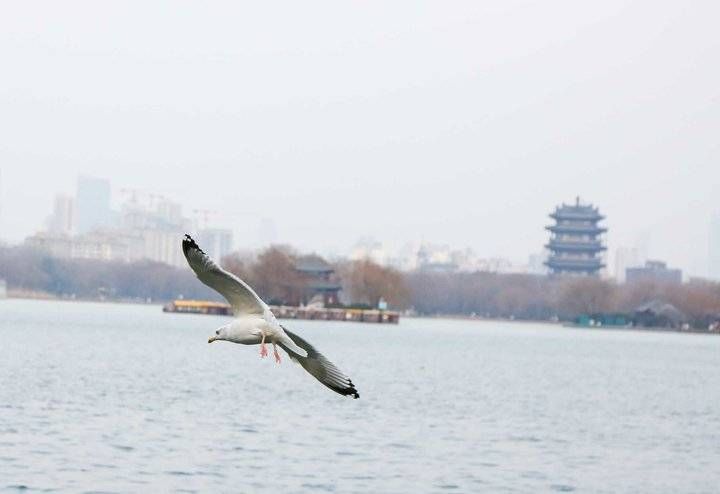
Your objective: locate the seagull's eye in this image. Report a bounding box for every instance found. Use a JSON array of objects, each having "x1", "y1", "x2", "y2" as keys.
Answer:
[{"x1": 216, "y1": 330, "x2": 220, "y2": 335}]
